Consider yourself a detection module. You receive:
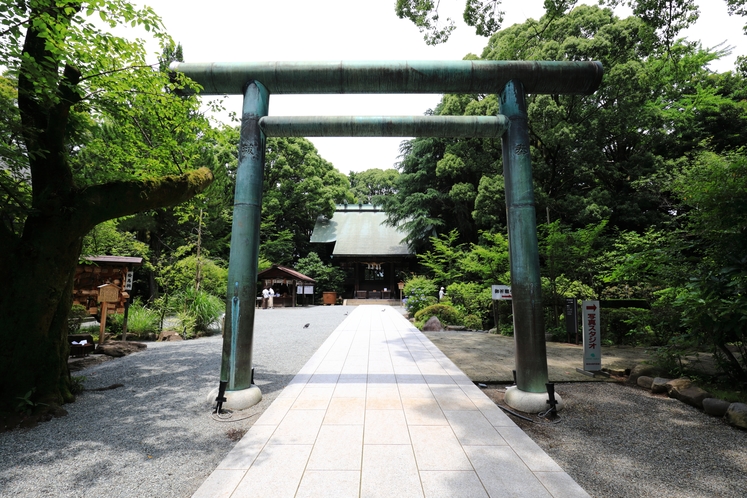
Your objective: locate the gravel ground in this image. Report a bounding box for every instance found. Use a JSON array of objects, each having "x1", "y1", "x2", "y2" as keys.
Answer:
[
  {"x1": 483, "y1": 382, "x2": 747, "y2": 498},
  {"x1": 0, "y1": 306, "x2": 355, "y2": 498}
]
